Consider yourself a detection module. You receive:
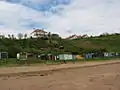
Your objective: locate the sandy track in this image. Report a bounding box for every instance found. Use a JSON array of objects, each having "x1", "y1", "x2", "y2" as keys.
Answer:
[
  {"x1": 0, "y1": 62, "x2": 120, "y2": 90},
  {"x1": 0, "y1": 60, "x2": 120, "y2": 77}
]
